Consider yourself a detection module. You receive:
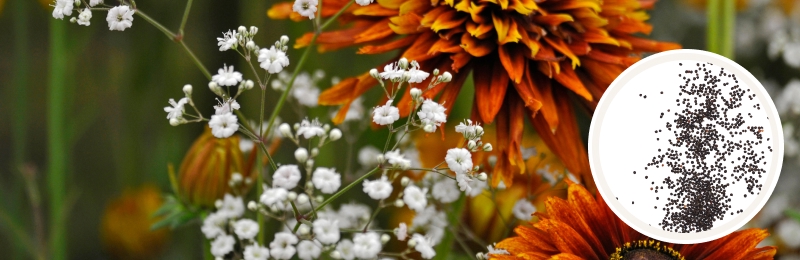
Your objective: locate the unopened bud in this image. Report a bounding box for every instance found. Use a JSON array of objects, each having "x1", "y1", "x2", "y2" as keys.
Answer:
[
  {"x1": 440, "y1": 72, "x2": 453, "y2": 82},
  {"x1": 475, "y1": 125, "x2": 484, "y2": 136},
  {"x1": 279, "y1": 123, "x2": 292, "y2": 137},
  {"x1": 295, "y1": 148, "x2": 309, "y2": 163},
  {"x1": 329, "y1": 128, "x2": 342, "y2": 141},
  {"x1": 208, "y1": 81, "x2": 222, "y2": 96},
  {"x1": 315, "y1": 195, "x2": 324, "y2": 203},
  {"x1": 376, "y1": 154, "x2": 385, "y2": 164},
  {"x1": 381, "y1": 234, "x2": 391, "y2": 243},
  {"x1": 169, "y1": 118, "x2": 181, "y2": 126},
  {"x1": 323, "y1": 124, "x2": 331, "y2": 132},
  {"x1": 287, "y1": 191, "x2": 298, "y2": 201},
  {"x1": 246, "y1": 41, "x2": 257, "y2": 51},
  {"x1": 69, "y1": 17, "x2": 77, "y2": 23},
  {"x1": 483, "y1": 143, "x2": 493, "y2": 152},
  {"x1": 306, "y1": 159, "x2": 315, "y2": 168},
  {"x1": 280, "y1": 35, "x2": 290, "y2": 45},
  {"x1": 311, "y1": 148, "x2": 319, "y2": 157},
  {"x1": 330, "y1": 251, "x2": 342, "y2": 259},
  {"x1": 410, "y1": 88, "x2": 422, "y2": 100},
  {"x1": 400, "y1": 177, "x2": 410, "y2": 186},
  {"x1": 407, "y1": 238, "x2": 417, "y2": 247},
  {"x1": 249, "y1": 26, "x2": 258, "y2": 35},
  {"x1": 468, "y1": 140, "x2": 478, "y2": 150},
  {"x1": 244, "y1": 79, "x2": 255, "y2": 90},
  {"x1": 432, "y1": 68, "x2": 439, "y2": 75},
  {"x1": 237, "y1": 26, "x2": 247, "y2": 34},
  {"x1": 394, "y1": 199, "x2": 405, "y2": 207},
  {"x1": 183, "y1": 84, "x2": 193, "y2": 96},
  {"x1": 247, "y1": 201, "x2": 258, "y2": 211},
  {"x1": 398, "y1": 58, "x2": 409, "y2": 70},
  {"x1": 74, "y1": 0, "x2": 80, "y2": 6},
  {"x1": 369, "y1": 68, "x2": 380, "y2": 79},
  {"x1": 297, "y1": 194, "x2": 309, "y2": 205},
  {"x1": 297, "y1": 224, "x2": 310, "y2": 235},
  {"x1": 478, "y1": 172, "x2": 488, "y2": 181},
  {"x1": 423, "y1": 124, "x2": 435, "y2": 133},
  {"x1": 215, "y1": 199, "x2": 223, "y2": 209}
]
